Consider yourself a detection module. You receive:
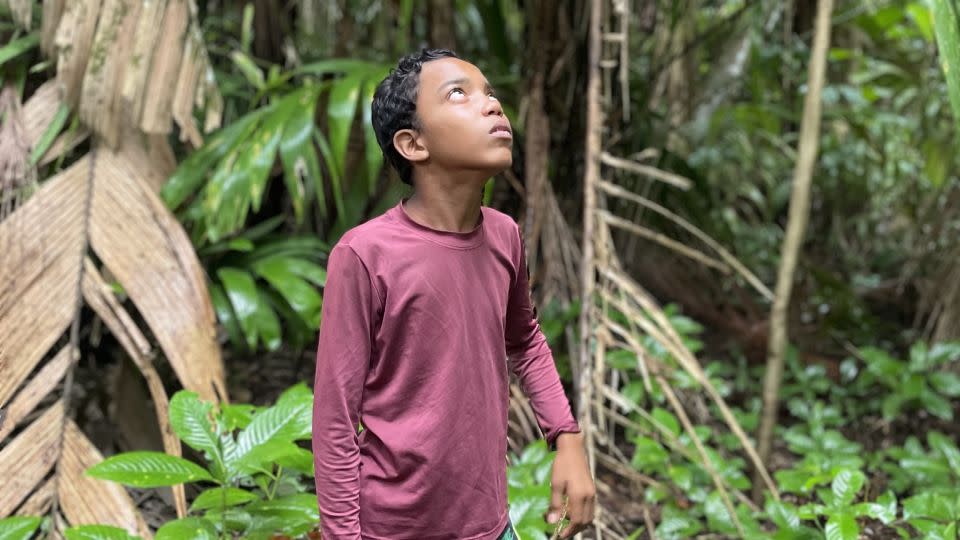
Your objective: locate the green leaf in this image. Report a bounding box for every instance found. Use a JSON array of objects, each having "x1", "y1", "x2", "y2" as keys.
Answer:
[
  {"x1": 931, "y1": 0, "x2": 960, "y2": 136},
  {"x1": 217, "y1": 267, "x2": 281, "y2": 351},
  {"x1": 766, "y1": 499, "x2": 801, "y2": 531},
  {"x1": 928, "y1": 431, "x2": 960, "y2": 476},
  {"x1": 209, "y1": 283, "x2": 244, "y2": 351},
  {"x1": 190, "y1": 487, "x2": 259, "y2": 512},
  {"x1": 904, "y1": 492, "x2": 955, "y2": 521},
  {"x1": 361, "y1": 75, "x2": 388, "y2": 192},
  {"x1": 908, "y1": 2, "x2": 935, "y2": 41},
  {"x1": 831, "y1": 469, "x2": 866, "y2": 506},
  {"x1": 155, "y1": 518, "x2": 217, "y2": 540},
  {"x1": 859, "y1": 490, "x2": 897, "y2": 524},
  {"x1": 0, "y1": 516, "x2": 42, "y2": 540},
  {"x1": 251, "y1": 257, "x2": 323, "y2": 329},
  {"x1": 279, "y1": 86, "x2": 324, "y2": 222},
  {"x1": 704, "y1": 492, "x2": 736, "y2": 534},
  {"x1": 825, "y1": 512, "x2": 858, "y2": 540},
  {"x1": 86, "y1": 451, "x2": 213, "y2": 487},
  {"x1": 326, "y1": 74, "x2": 362, "y2": 178},
  {"x1": 921, "y1": 387, "x2": 954, "y2": 421},
  {"x1": 63, "y1": 525, "x2": 140, "y2": 540},
  {"x1": 0, "y1": 32, "x2": 39, "y2": 68},
  {"x1": 651, "y1": 407, "x2": 680, "y2": 437},
  {"x1": 227, "y1": 397, "x2": 312, "y2": 477},
  {"x1": 169, "y1": 391, "x2": 224, "y2": 477},
  {"x1": 315, "y1": 130, "x2": 346, "y2": 228},
  {"x1": 29, "y1": 101, "x2": 69, "y2": 166},
  {"x1": 931, "y1": 372, "x2": 960, "y2": 397},
  {"x1": 162, "y1": 108, "x2": 265, "y2": 210},
  {"x1": 219, "y1": 403, "x2": 257, "y2": 431},
  {"x1": 245, "y1": 494, "x2": 320, "y2": 536},
  {"x1": 230, "y1": 50, "x2": 265, "y2": 90}
]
